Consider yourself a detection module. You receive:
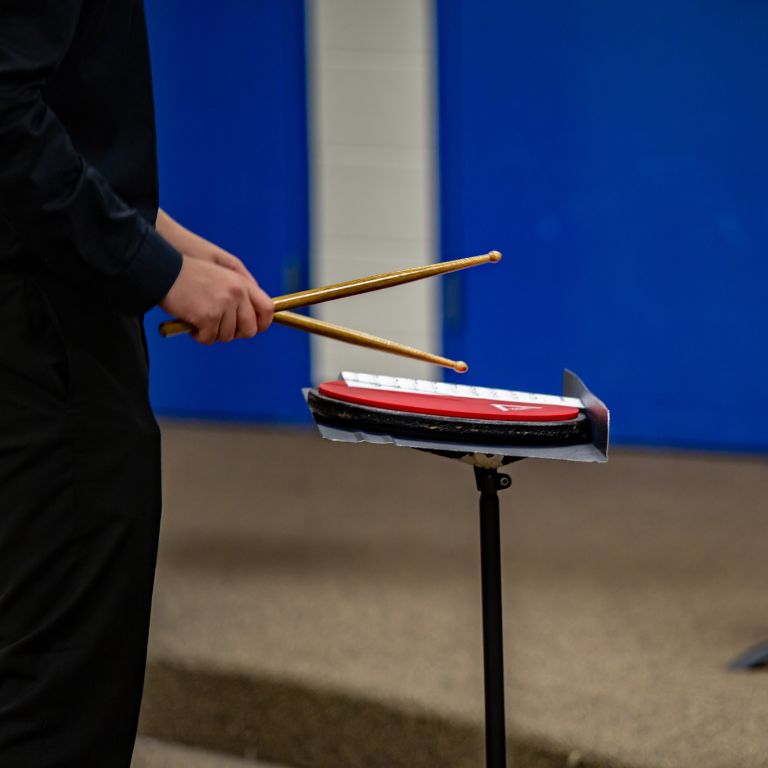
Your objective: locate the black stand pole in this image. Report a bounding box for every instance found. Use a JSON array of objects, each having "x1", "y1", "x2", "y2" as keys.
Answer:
[{"x1": 474, "y1": 467, "x2": 512, "y2": 768}]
